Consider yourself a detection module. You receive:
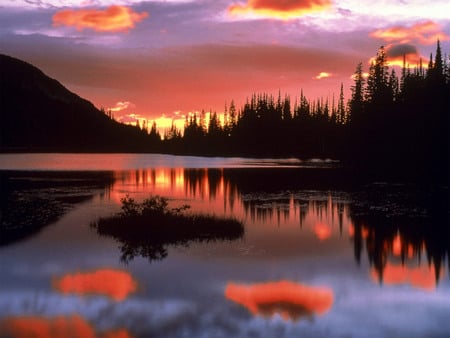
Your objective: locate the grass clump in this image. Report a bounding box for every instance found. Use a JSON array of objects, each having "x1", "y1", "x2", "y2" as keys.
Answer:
[{"x1": 91, "y1": 195, "x2": 244, "y2": 262}]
